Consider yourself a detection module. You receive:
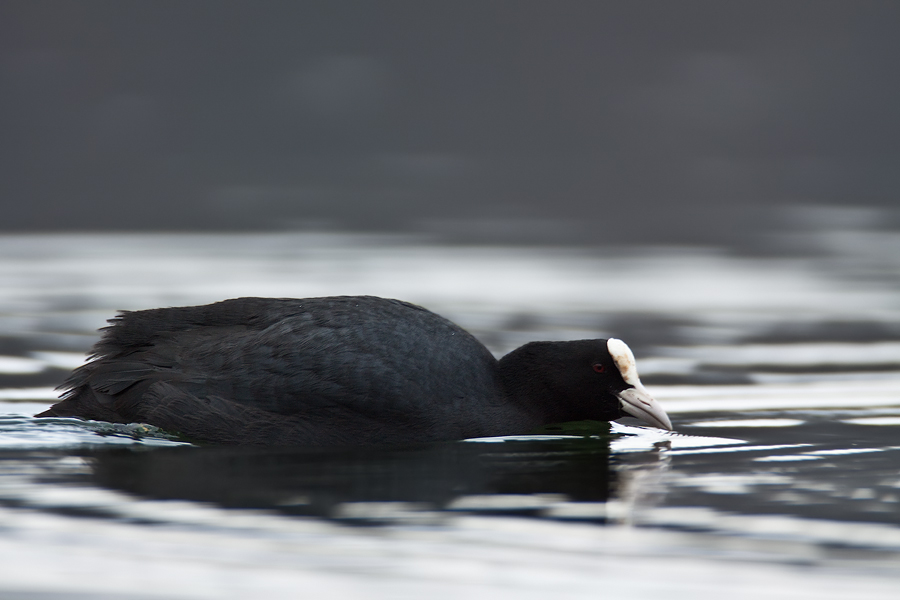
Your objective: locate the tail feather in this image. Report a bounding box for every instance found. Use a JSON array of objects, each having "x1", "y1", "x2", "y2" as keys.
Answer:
[{"x1": 35, "y1": 386, "x2": 130, "y2": 424}]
